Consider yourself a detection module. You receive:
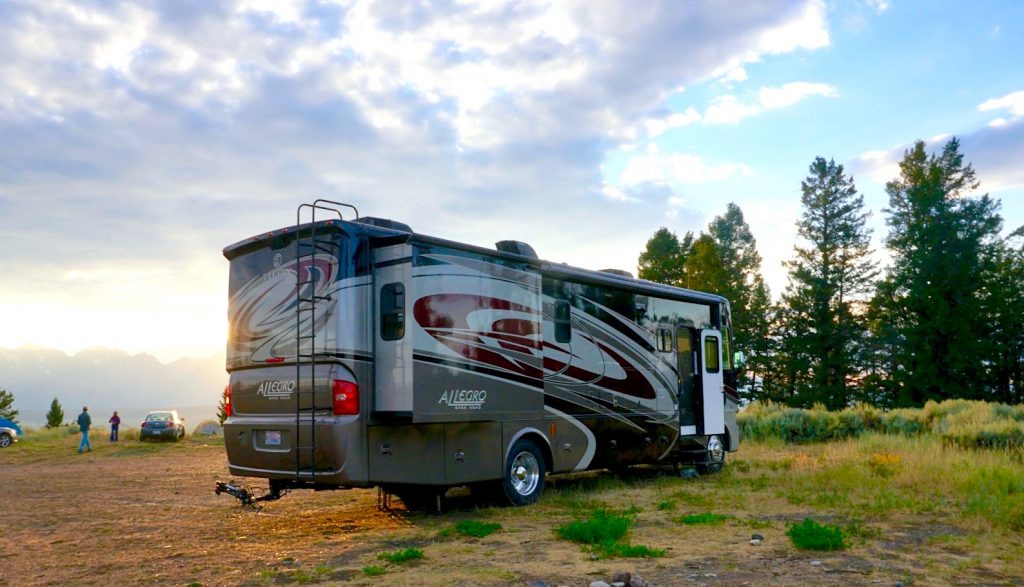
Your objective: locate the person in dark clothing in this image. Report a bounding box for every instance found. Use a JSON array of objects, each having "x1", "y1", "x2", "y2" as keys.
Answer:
[
  {"x1": 77, "y1": 406, "x2": 92, "y2": 453},
  {"x1": 109, "y1": 411, "x2": 120, "y2": 442}
]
